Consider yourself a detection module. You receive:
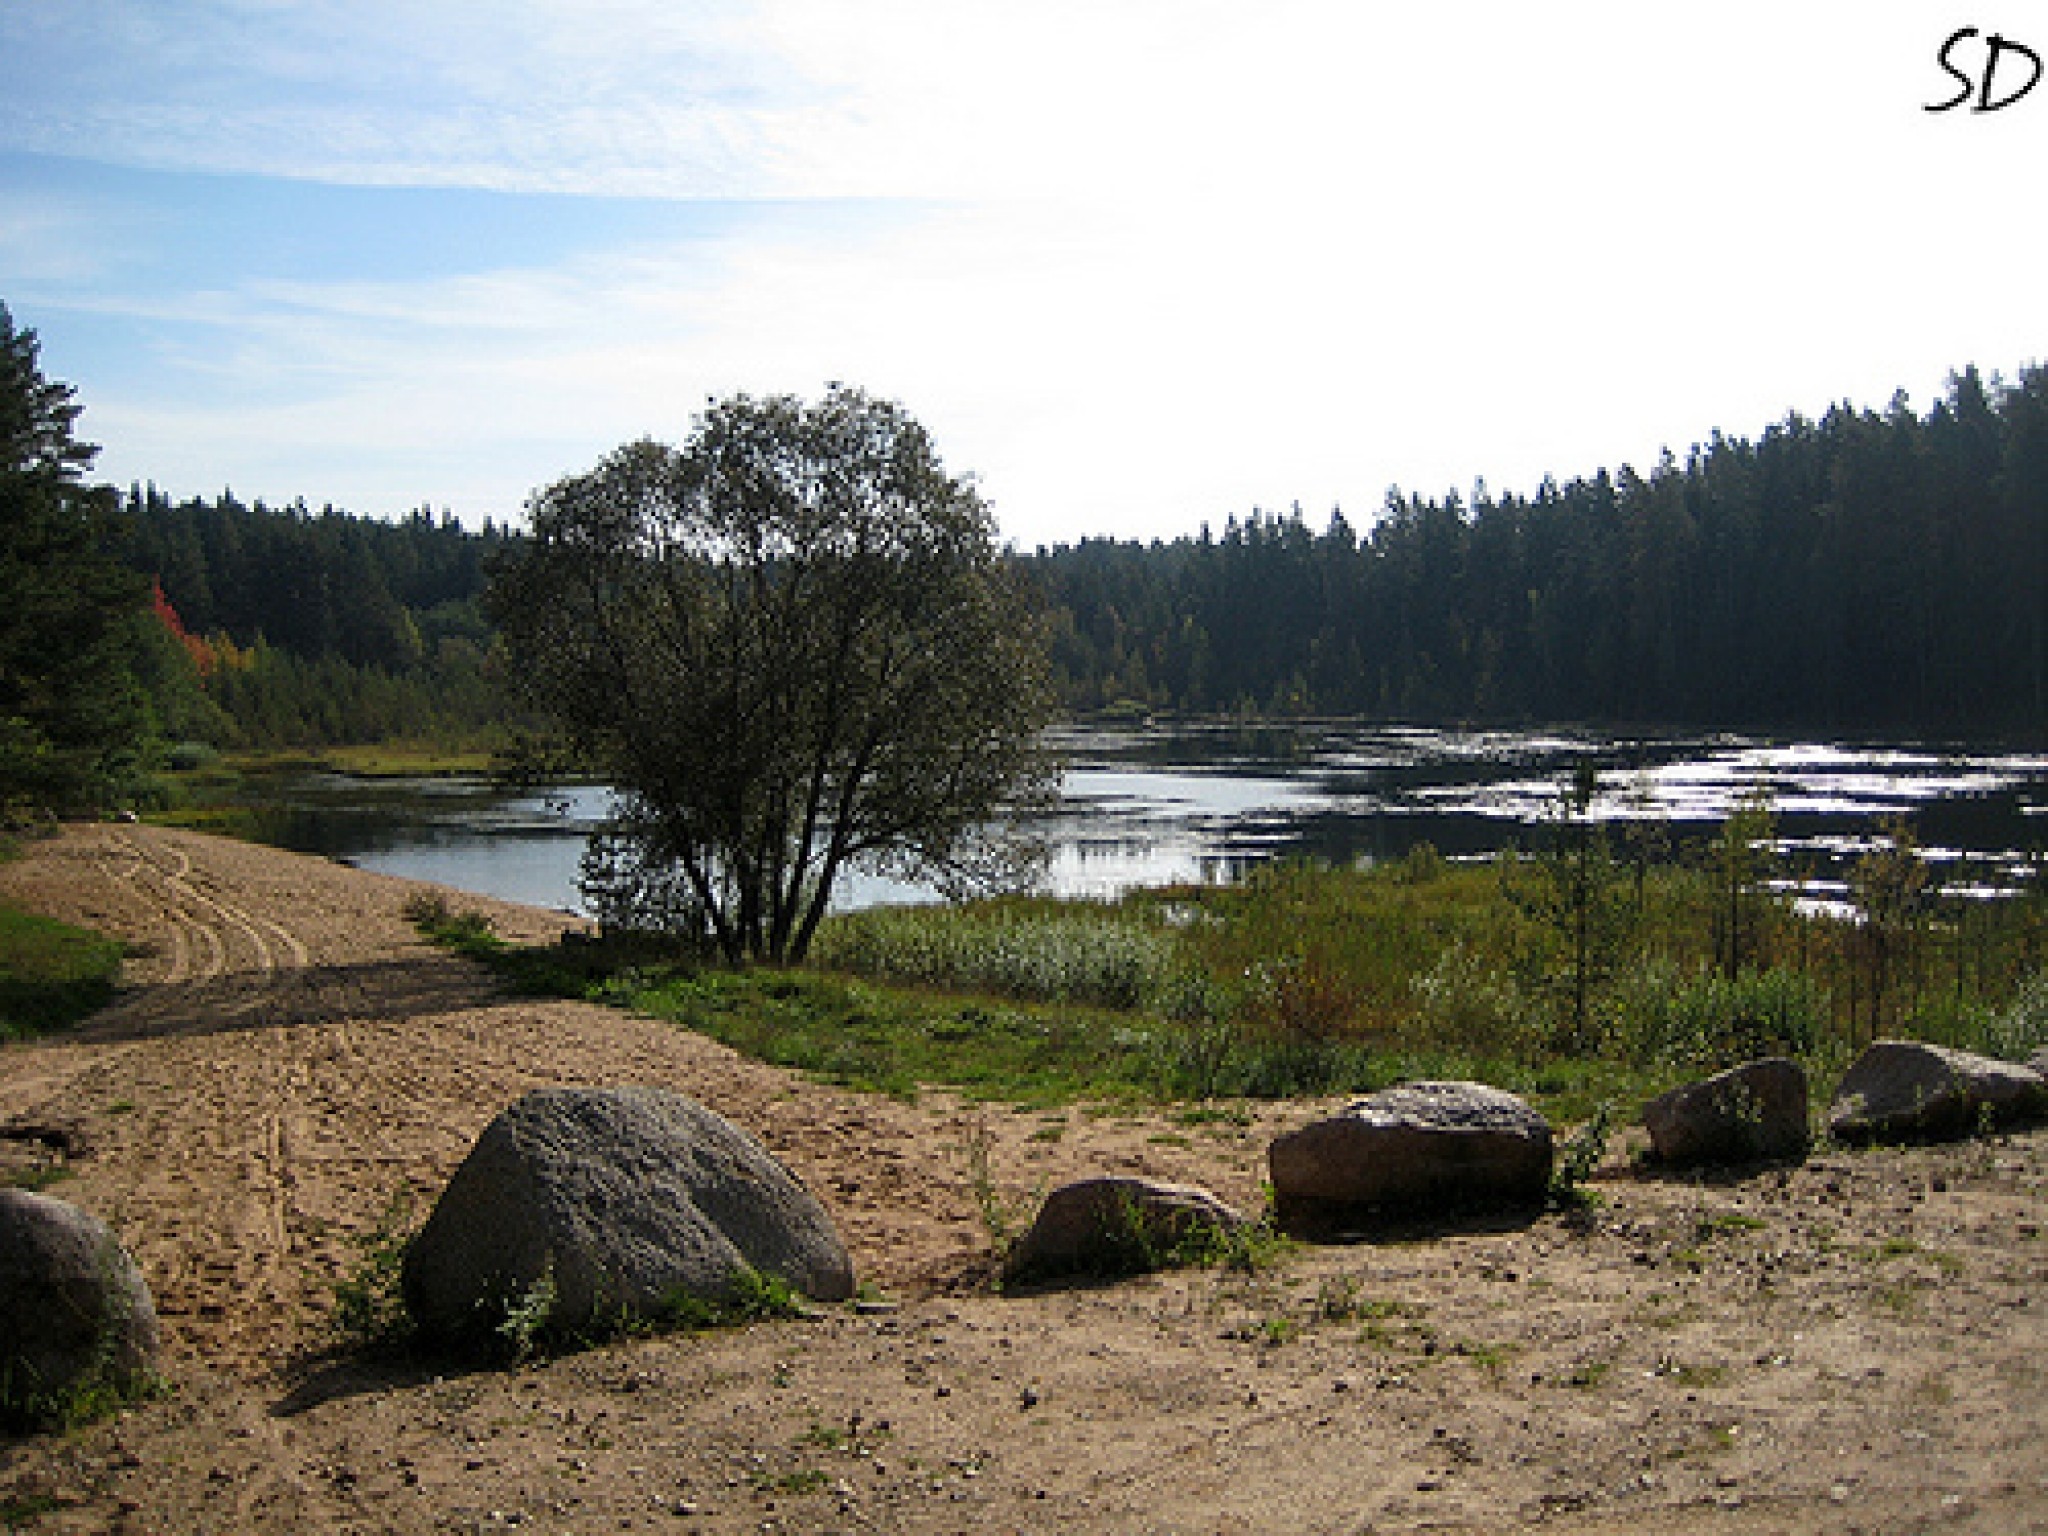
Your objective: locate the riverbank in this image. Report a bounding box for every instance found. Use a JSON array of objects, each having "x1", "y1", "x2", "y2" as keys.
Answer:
[{"x1": 1, "y1": 824, "x2": 2043, "y2": 1534}]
